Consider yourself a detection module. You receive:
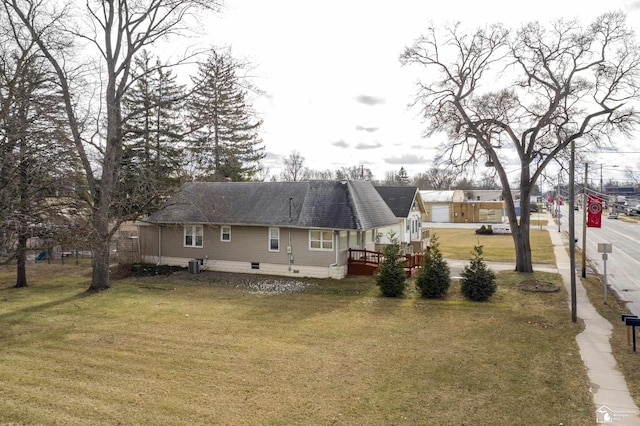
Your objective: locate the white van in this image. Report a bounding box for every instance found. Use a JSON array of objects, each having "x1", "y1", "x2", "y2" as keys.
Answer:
[{"x1": 492, "y1": 224, "x2": 511, "y2": 234}]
